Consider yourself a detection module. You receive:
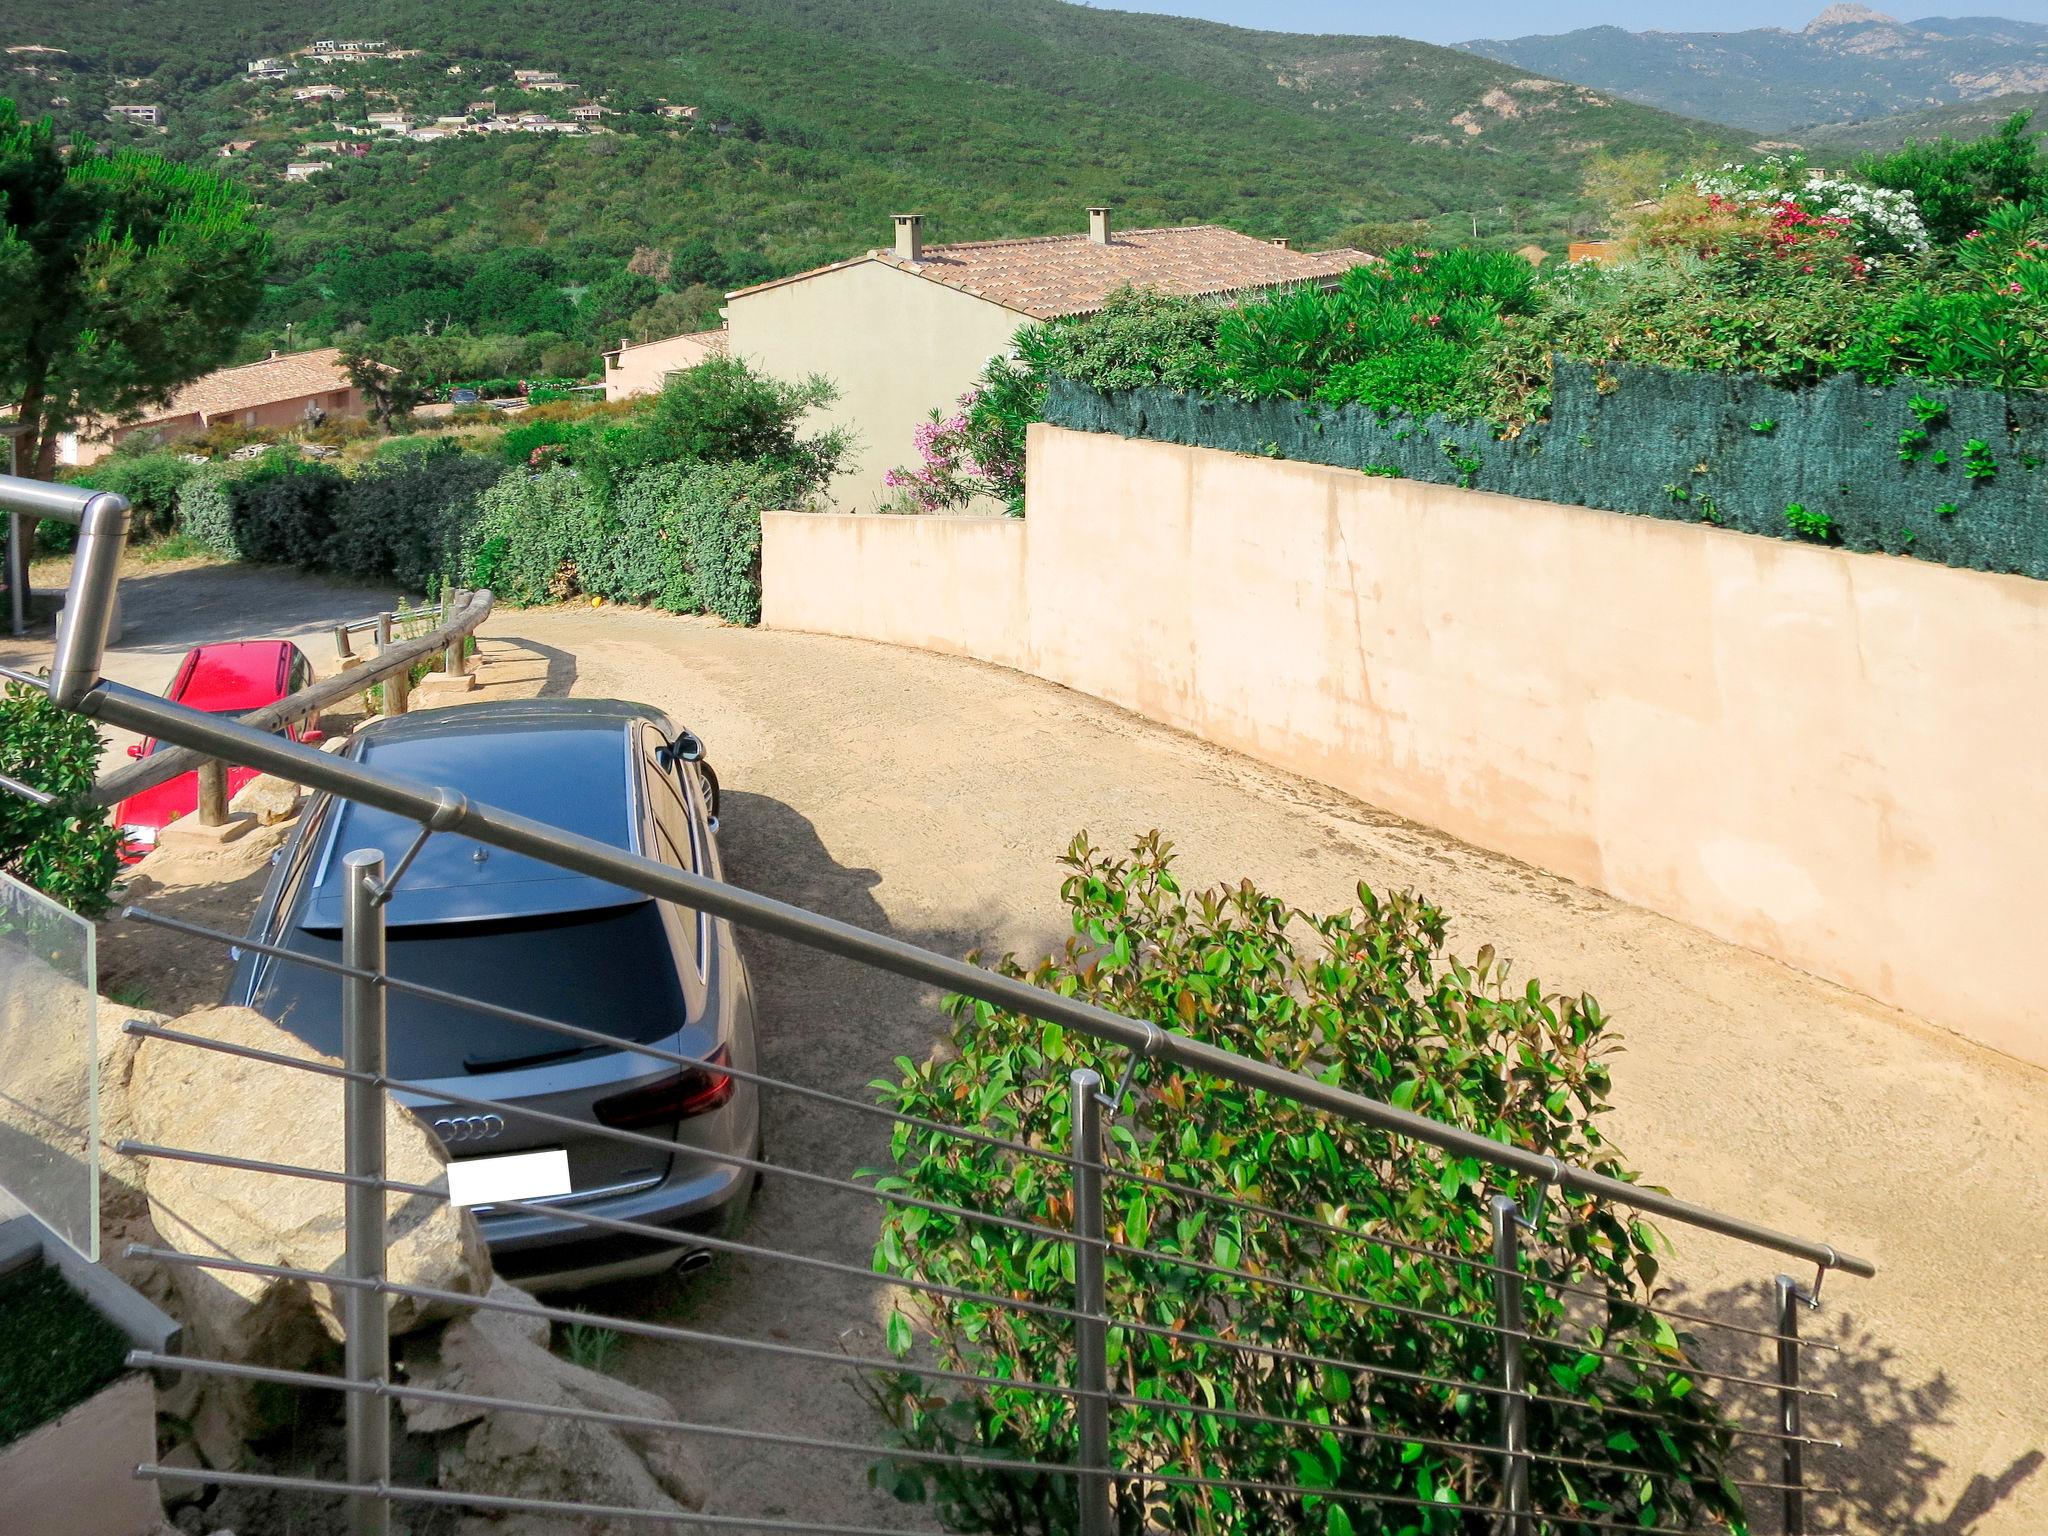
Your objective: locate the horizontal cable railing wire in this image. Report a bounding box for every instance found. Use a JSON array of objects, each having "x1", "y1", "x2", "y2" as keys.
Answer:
[
  {"x1": 119, "y1": 1018, "x2": 1083, "y2": 1253},
  {"x1": 123, "y1": 905, "x2": 1074, "y2": 1172},
  {"x1": 1100, "y1": 1155, "x2": 1844, "y2": 1354},
  {"x1": 126, "y1": 906, "x2": 1842, "y2": 1382},
  {"x1": 118, "y1": 1025, "x2": 1833, "y2": 1458}
]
